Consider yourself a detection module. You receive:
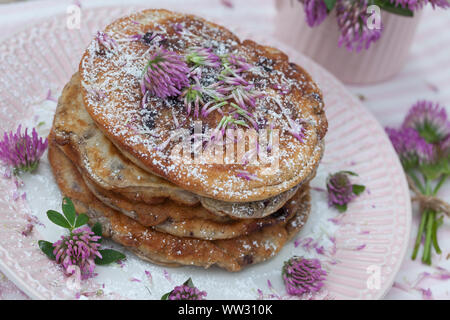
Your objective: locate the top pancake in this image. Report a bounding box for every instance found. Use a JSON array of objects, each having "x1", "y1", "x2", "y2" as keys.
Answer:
[{"x1": 79, "y1": 9, "x2": 327, "y2": 202}]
